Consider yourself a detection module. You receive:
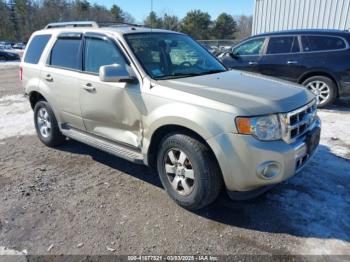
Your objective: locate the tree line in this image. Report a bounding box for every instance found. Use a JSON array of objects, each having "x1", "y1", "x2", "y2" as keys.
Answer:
[{"x1": 0, "y1": 0, "x2": 252, "y2": 42}]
